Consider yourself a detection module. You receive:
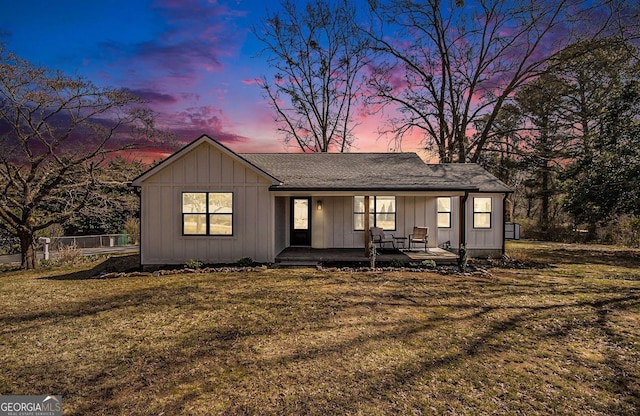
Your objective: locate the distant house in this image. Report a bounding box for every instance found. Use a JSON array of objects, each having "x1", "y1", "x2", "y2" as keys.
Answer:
[{"x1": 131, "y1": 135, "x2": 512, "y2": 265}]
